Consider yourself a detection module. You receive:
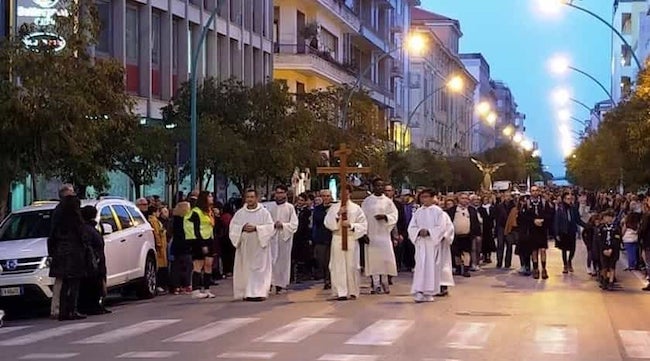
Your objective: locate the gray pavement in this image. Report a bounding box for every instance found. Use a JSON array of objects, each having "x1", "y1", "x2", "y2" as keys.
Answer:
[{"x1": 2, "y1": 243, "x2": 650, "y2": 361}]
